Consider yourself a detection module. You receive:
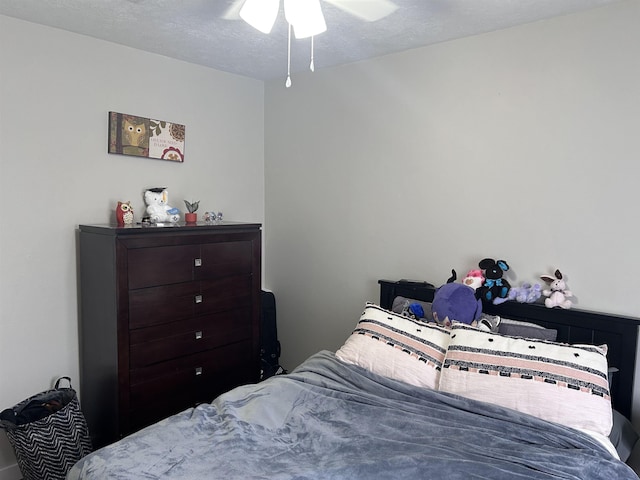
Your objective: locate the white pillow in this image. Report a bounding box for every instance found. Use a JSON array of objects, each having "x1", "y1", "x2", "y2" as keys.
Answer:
[
  {"x1": 336, "y1": 304, "x2": 450, "y2": 389},
  {"x1": 439, "y1": 324, "x2": 612, "y2": 437}
]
